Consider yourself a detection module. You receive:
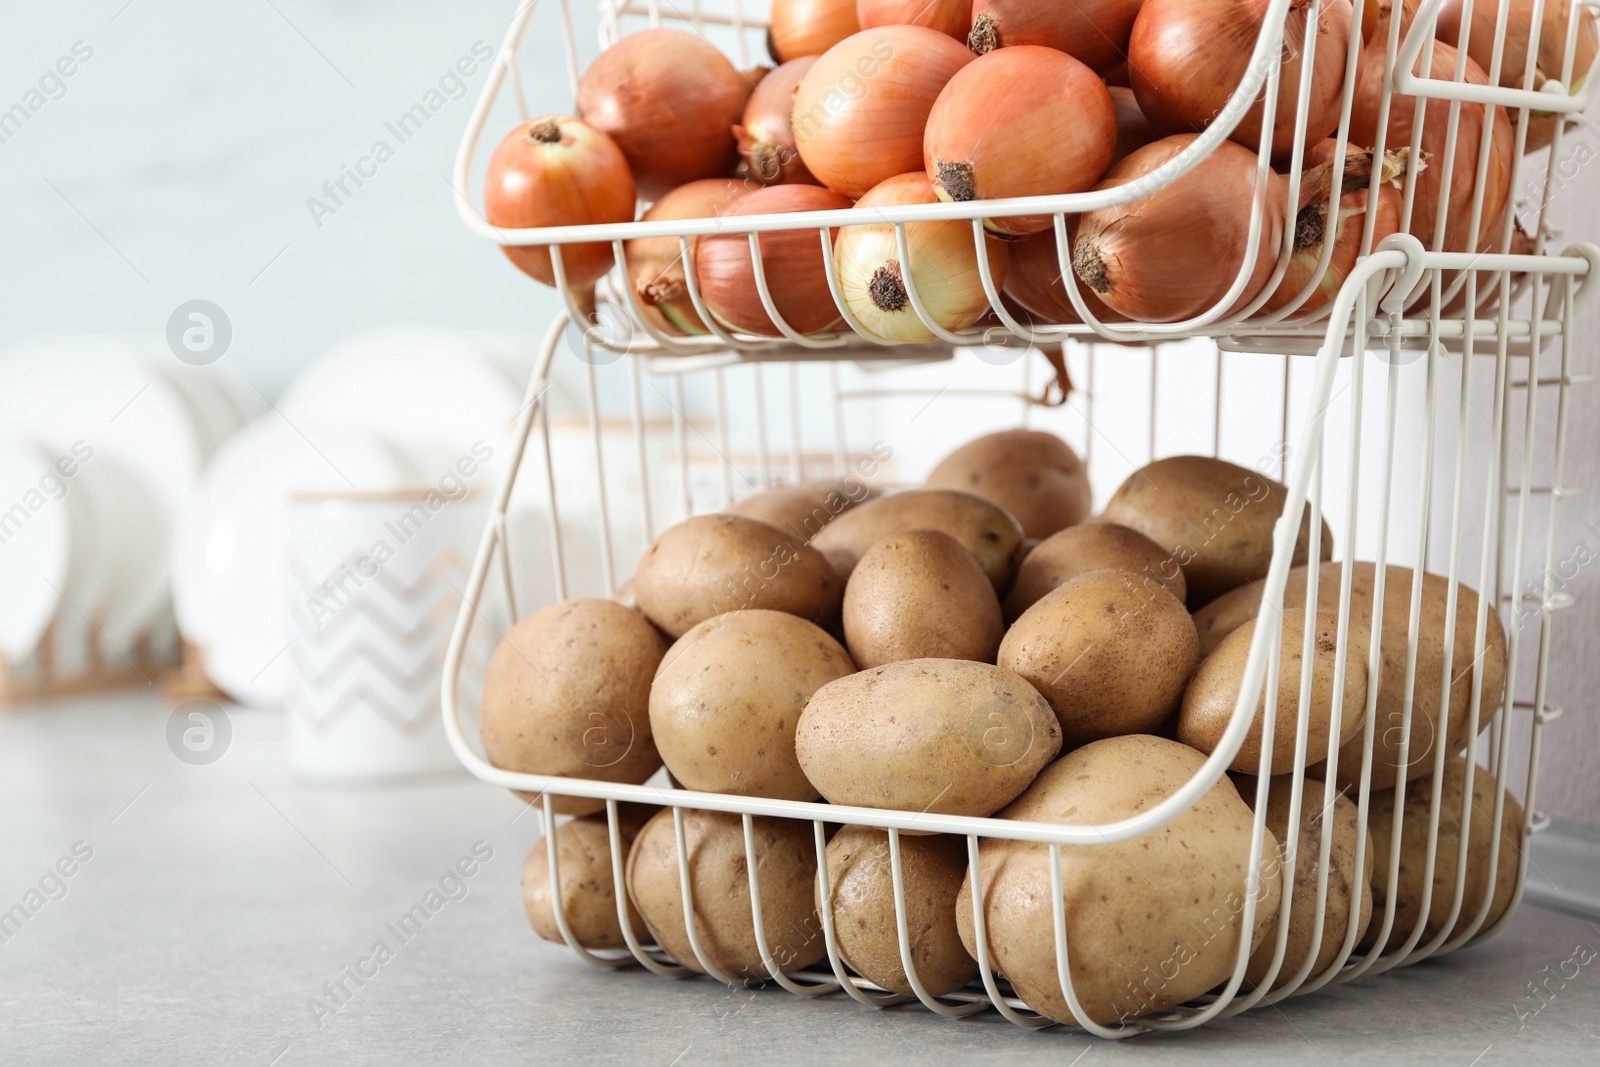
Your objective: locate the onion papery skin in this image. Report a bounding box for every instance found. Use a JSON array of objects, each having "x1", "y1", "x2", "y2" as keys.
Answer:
[
  {"x1": 924, "y1": 46, "x2": 1118, "y2": 236},
  {"x1": 1071, "y1": 135, "x2": 1287, "y2": 323},
  {"x1": 793, "y1": 26, "x2": 975, "y2": 199},
  {"x1": 1263, "y1": 142, "x2": 1405, "y2": 315},
  {"x1": 858, "y1": 0, "x2": 970, "y2": 40},
  {"x1": 967, "y1": 0, "x2": 1145, "y2": 75},
  {"x1": 833, "y1": 172, "x2": 1010, "y2": 343},
  {"x1": 1437, "y1": 0, "x2": 1599, "y2": 153},
  {"x1": 624, "y1": 178, "x2": 749, "y2": 336},
  {"x1": 770, "y1": 0, "x2": 861, "y2": 63},
  {"x1": 576, "y1": 29, "x2": 752, "y2": 200},
  {"x1": 1002, "y1": 226, "x2": 1127, "y2": 325},
  {"x1": 484, "y1": 116, "x2": 638, "y2": 289},
  {"x1": 1350, "y1": 22, "x2": 1514, "y2": 255},
  {"x1": 694, "y1": 184, "x2": 855, "y2": 336},
  {"x1": 1109, "y1": 85, "x2": 1160, "y2": 165},
  {"x1": 735, "y1": 58, "x2": 820, "y2": 186},
  {"x1": 1129, "y1": 0, "x2": 1354, "y2": 159}
]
